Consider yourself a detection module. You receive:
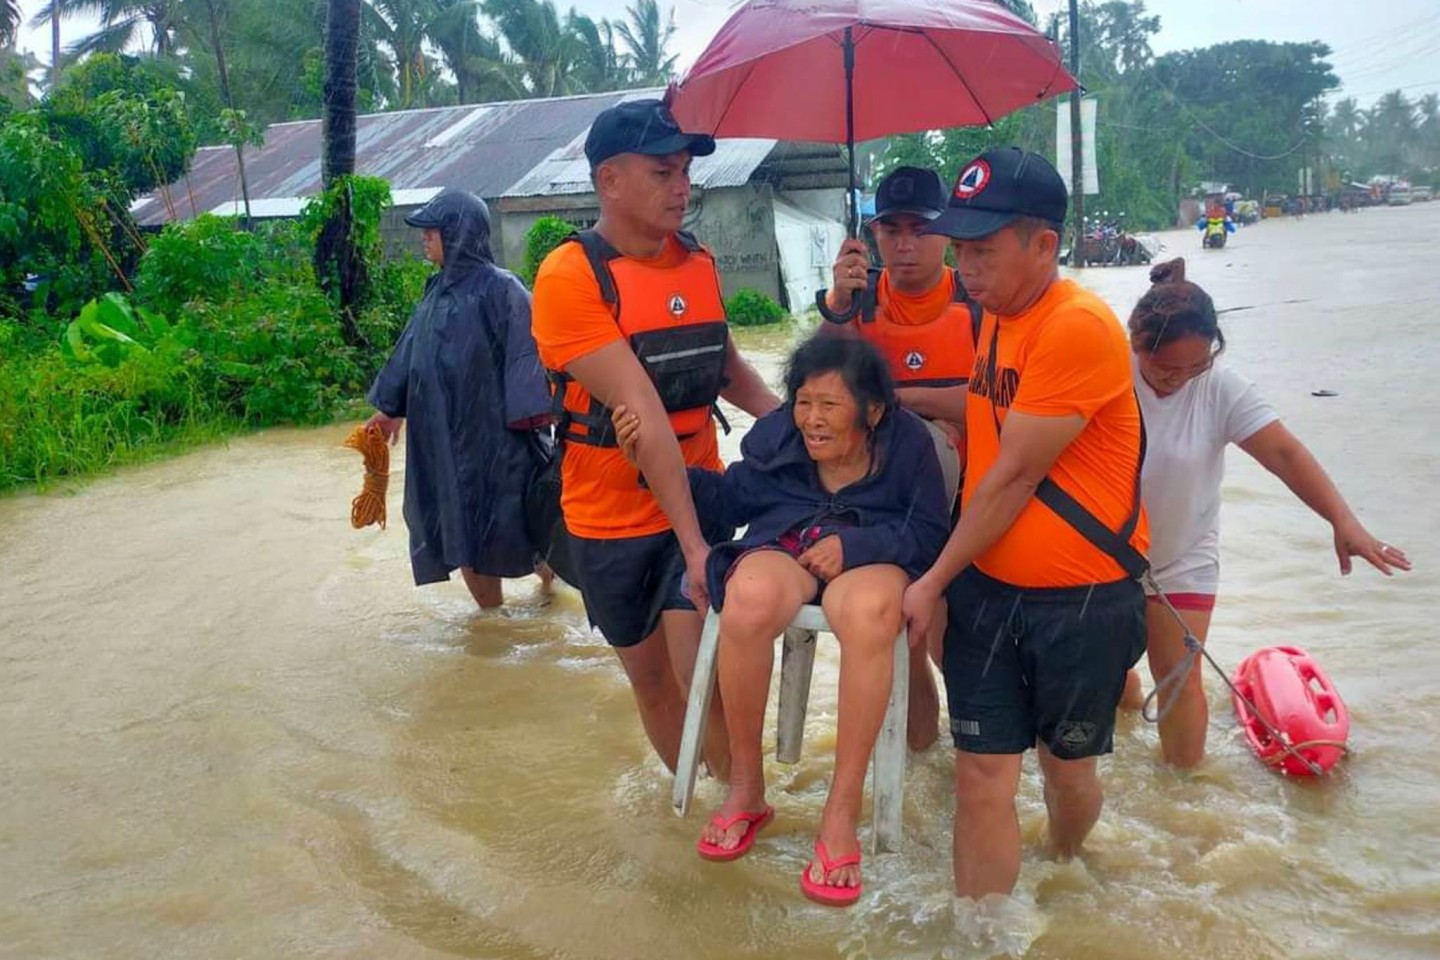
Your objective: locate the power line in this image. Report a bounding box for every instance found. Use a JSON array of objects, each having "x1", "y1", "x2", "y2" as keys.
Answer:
[
  {"x1": 1333, "y1": 31, "x2": 1440, "y2": 87},
  {"x1": 1330, "y1": 78, "x2": 1440, "y2": 104},
  {"x1": 1144, "y1": 75, "x2": 1312, "y2": 161},
  {"x1": 1325, "y1": 9, "x2": 1440, "y2": 64}
]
